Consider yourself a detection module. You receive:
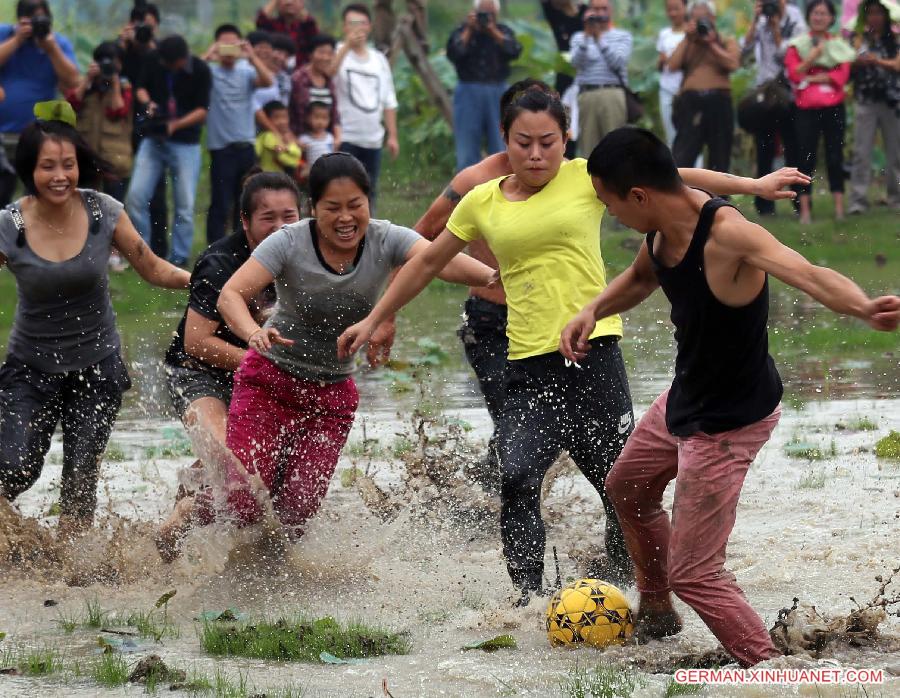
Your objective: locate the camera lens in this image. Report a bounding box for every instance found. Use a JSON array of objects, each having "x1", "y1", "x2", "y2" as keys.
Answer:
[
  {"x1": 31, "y1": 15, "x2": 52, "y2": 40},
  {"x1": 135, "y1": 23, "x2": 153, "y2": 44}
]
